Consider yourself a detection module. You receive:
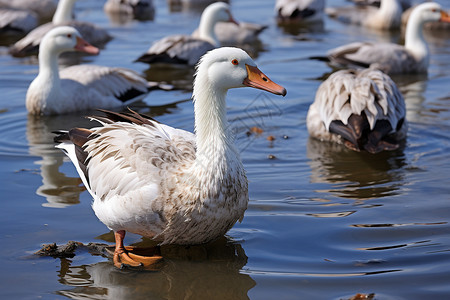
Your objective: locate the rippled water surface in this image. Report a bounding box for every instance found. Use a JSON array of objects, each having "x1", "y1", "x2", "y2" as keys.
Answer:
[{"x1": 1, "y1": 0, "x2": 450, "y2": 299}]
